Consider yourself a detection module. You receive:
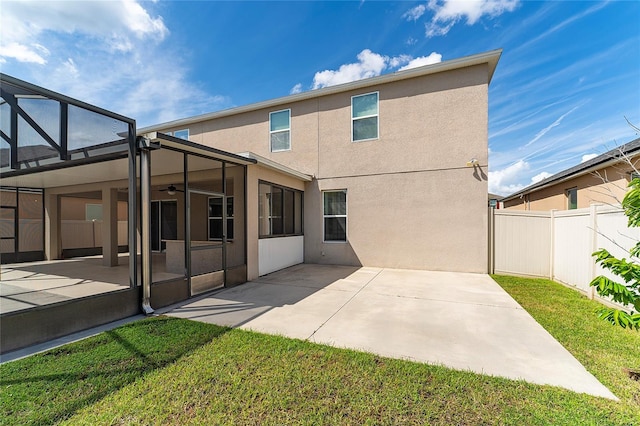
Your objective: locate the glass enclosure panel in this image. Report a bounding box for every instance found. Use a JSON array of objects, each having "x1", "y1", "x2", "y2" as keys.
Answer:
[
  {"x1": 19, "y1": 98, "x2": 60, "y2": 145},
  {"x1": 271, "y1": 186, "x2": 283, "y2": 235},
  {"x1": 0, "y1": 207, "x2": 16, "y2": 254},
  {"x1": 18, "y1": 190, "x2": 43, "y2": 252},
  {"x1": 259, "y1": 183, "x2": 271, "y2": 237},
  {"x1": 189, "y1": 190, "x2": 224, "y2": 295},
  {"x1": 284, "y1": 189, "x2": 295, "y2": 235},
  {"x1": 294, "y1": 191, "x2": 303, "y2": 234},
  {"x1": 161, "y1": 201, "x2": 178, "y2": 240},
  {"x1": 150, "y1": 201, "x2": 160, "y2": 252},
  {"x1": 68, "y1": 105, "x2": 129, "y2": 154},
  {"x1": 225, "y1": 164, "x2": 245, "y2": 273},
  {"x1": 0, "y1": 188, "x2": 44, "y2": 260},
  {"x1": 150, "y1": 149, "x2": 185, "y2": 283},
  {"x1": 188, "y1": 153, "x2": 225, "y2": 295},
  {"x1": 0, "y1": 188, "x2": 17, "y2": 207}
]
